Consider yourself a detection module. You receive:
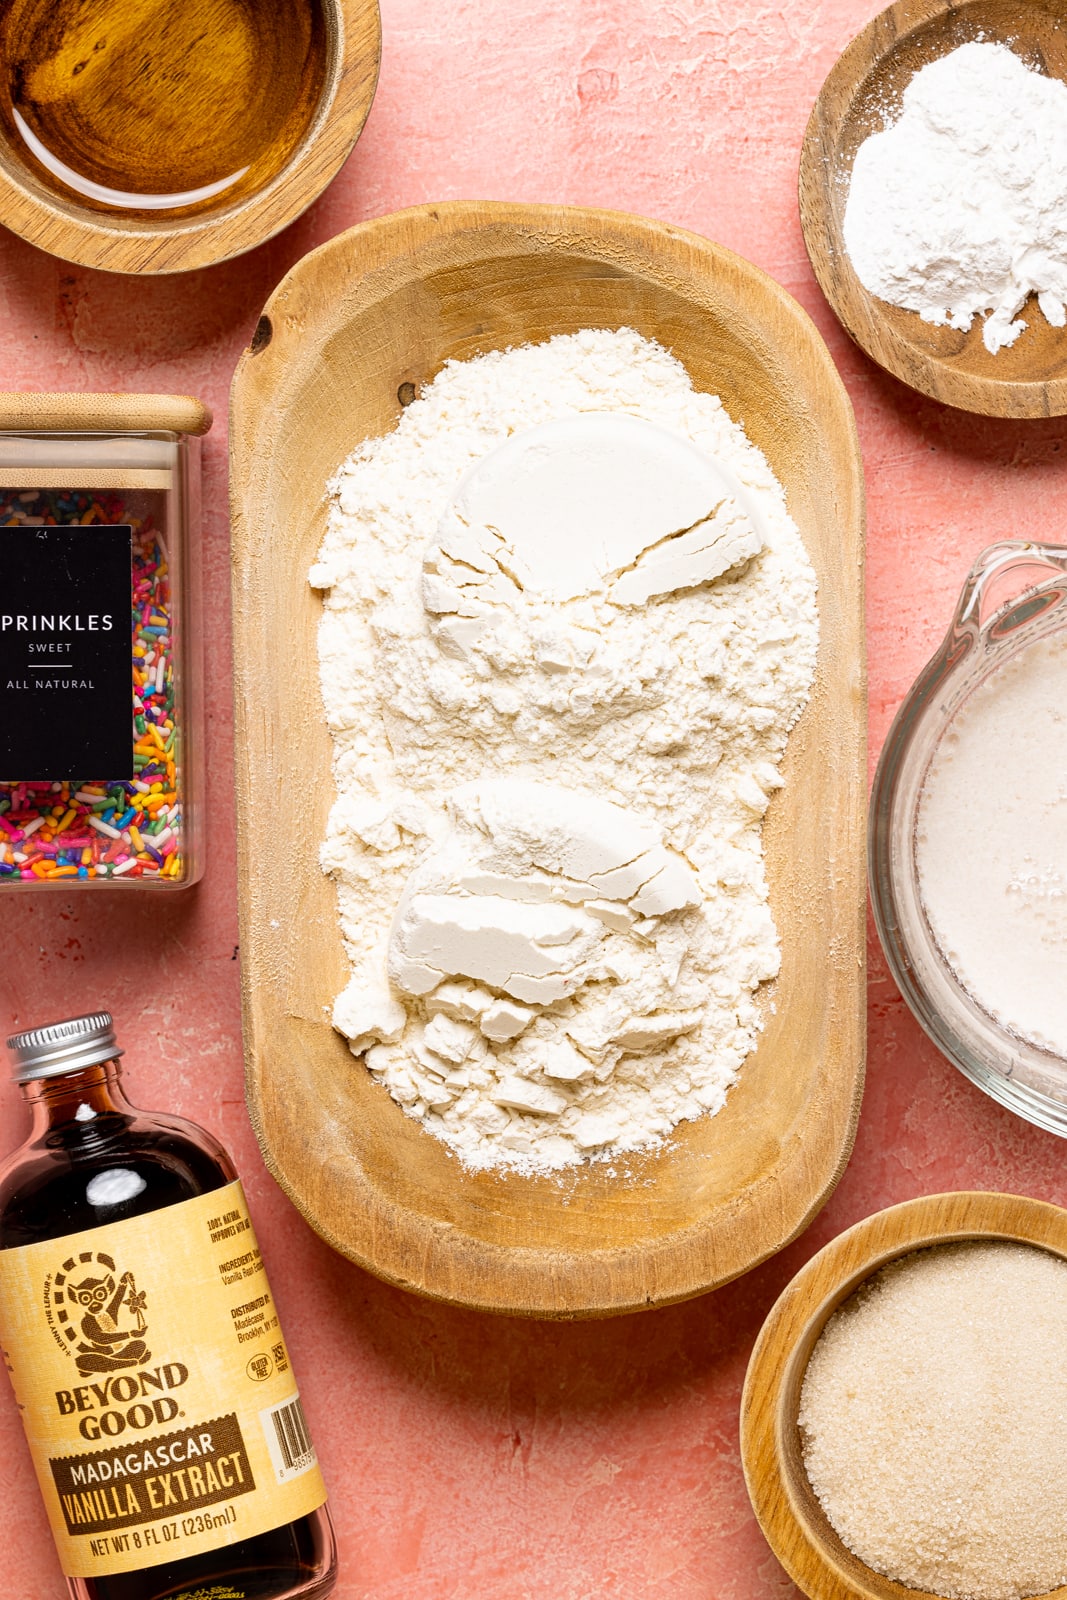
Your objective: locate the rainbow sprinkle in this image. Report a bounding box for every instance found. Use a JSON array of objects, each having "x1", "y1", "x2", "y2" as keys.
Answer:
[{"x1": 0, "y1": 489, "x2": 183, "y2": 885}]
